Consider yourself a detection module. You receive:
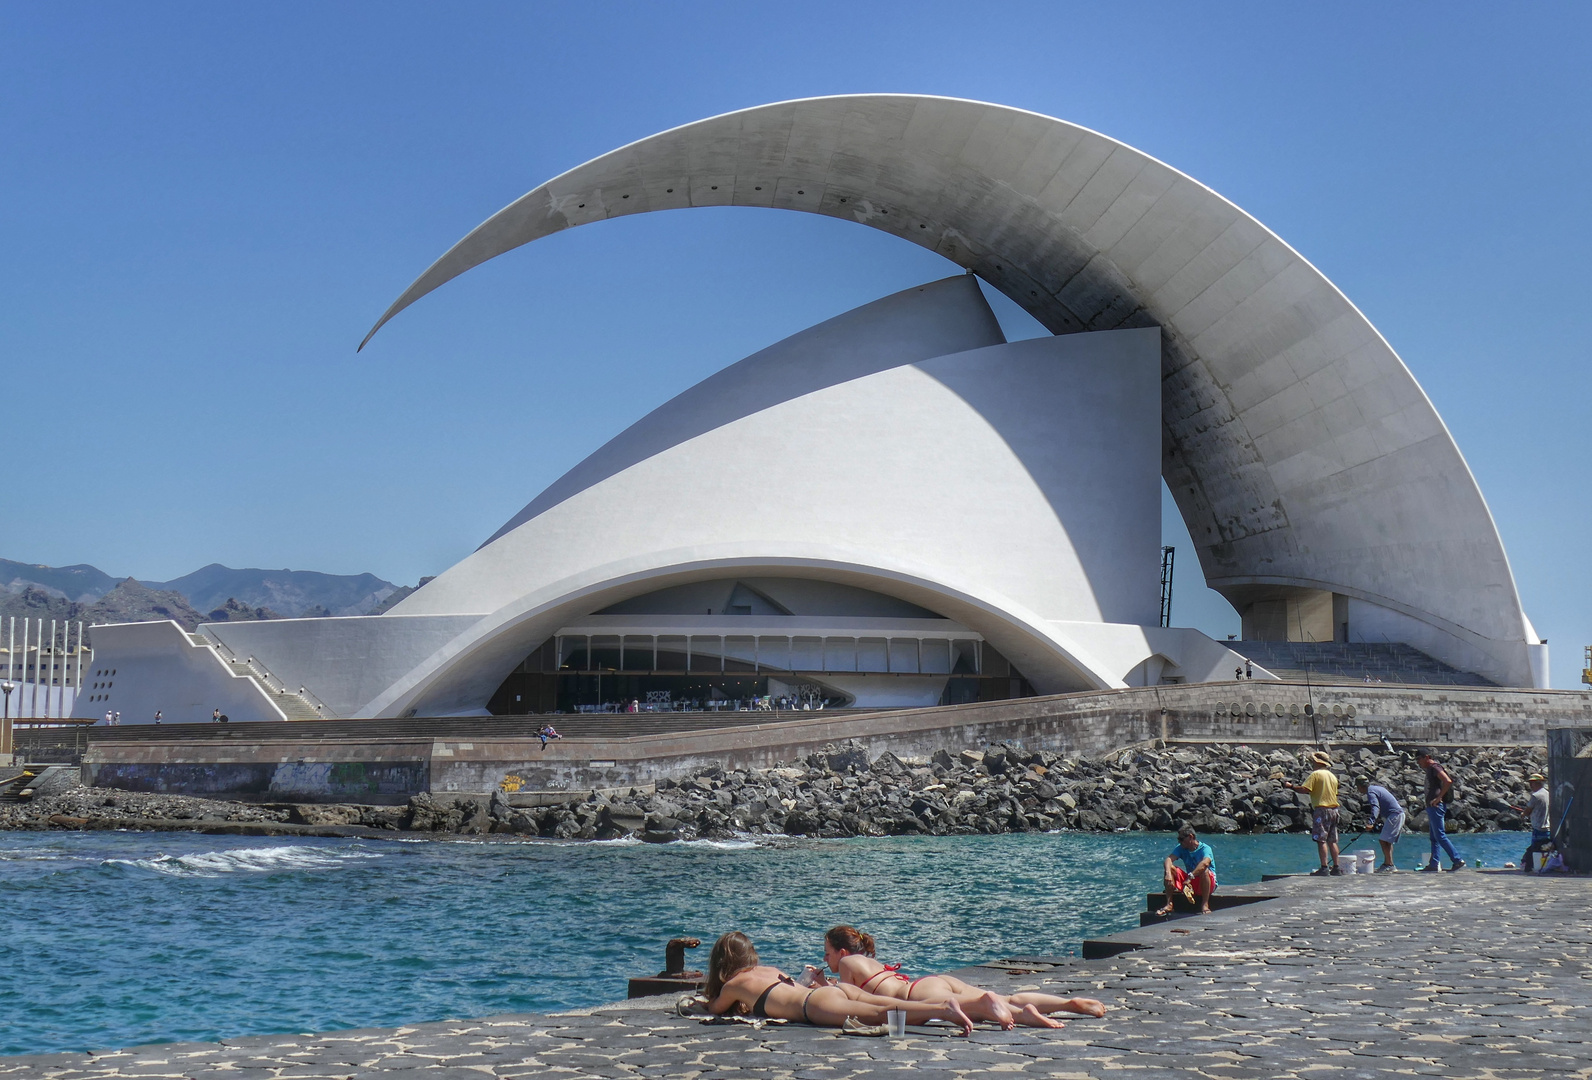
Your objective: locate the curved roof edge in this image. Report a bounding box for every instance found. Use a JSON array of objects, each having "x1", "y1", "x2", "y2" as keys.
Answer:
[{"x1": 361, "y1": 93, "x2": 1538, "y2": 685}]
